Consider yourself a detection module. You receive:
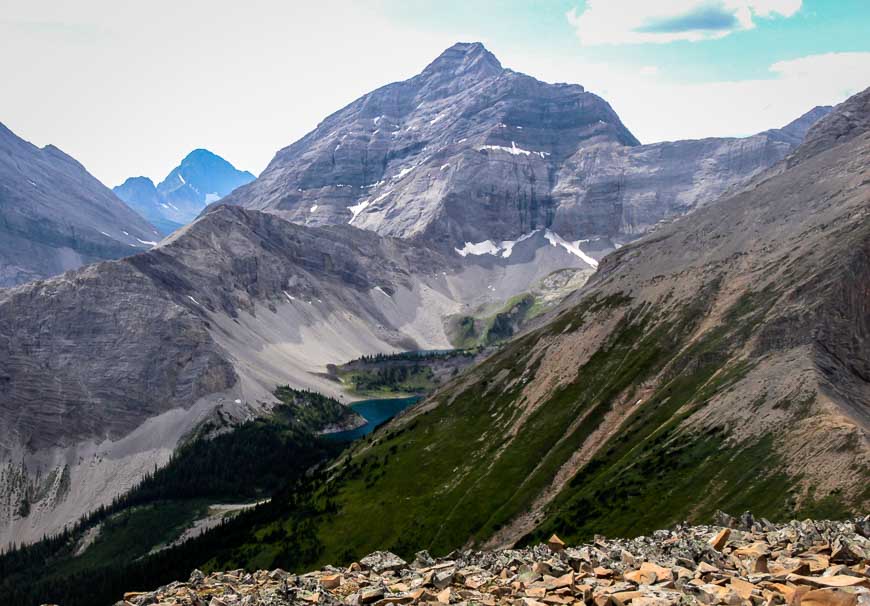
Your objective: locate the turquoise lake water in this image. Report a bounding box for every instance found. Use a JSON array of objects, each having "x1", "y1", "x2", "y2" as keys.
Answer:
[{"x1": 325, "y1": 395, "x2": 422, "y2": 442}]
